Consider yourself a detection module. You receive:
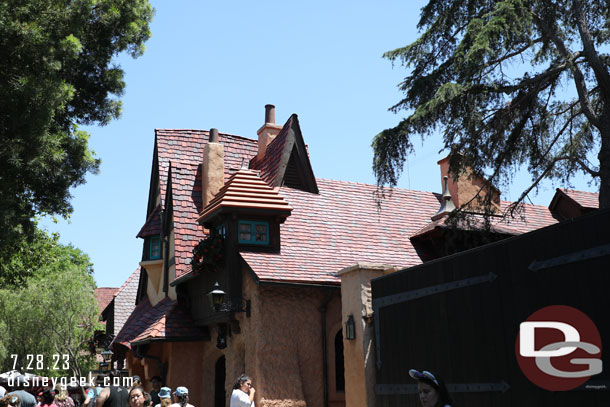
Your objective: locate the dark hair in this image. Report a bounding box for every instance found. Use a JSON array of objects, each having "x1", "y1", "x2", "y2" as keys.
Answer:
[
  {"x1": 1, "y1": 394, "x2": 21, "y2": 407},
  {"x1": 128, "y1": 386, "x2": 145, "y2": 407},
  {"x1": 143, "y1": 393, "x2": 151, "y2": 407},
  {"x1": 151, "y1": 376, "x2": 161, "y2": 383},
  {"x1": 41, "y1": 389, "x2": 56, "y2": 405},
  {"x1": 232, "y1": 374, "x2": 252, "y2": 390},
  {"x1": 417, "y1": 373, "x2": 453, "y2": 407}
]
